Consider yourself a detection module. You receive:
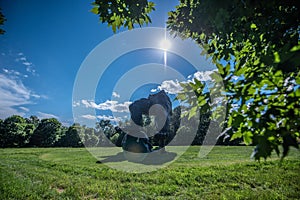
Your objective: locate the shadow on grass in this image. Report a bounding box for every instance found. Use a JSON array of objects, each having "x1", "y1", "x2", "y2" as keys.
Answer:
[{"x1": 96, "y1": 150, "x2": 177, "y2": 165}]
